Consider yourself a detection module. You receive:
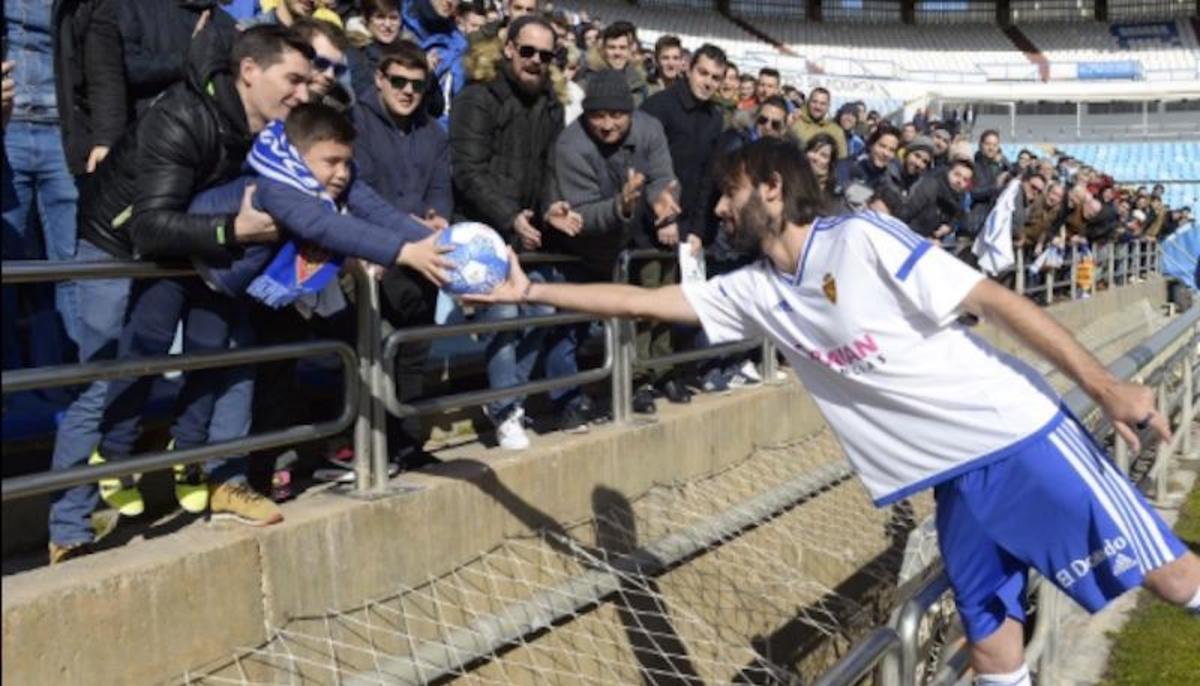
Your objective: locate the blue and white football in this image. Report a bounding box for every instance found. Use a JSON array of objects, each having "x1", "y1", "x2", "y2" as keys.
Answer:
[{"x1": 436, "y1": 222, "x2": 510, "y2": 295}]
